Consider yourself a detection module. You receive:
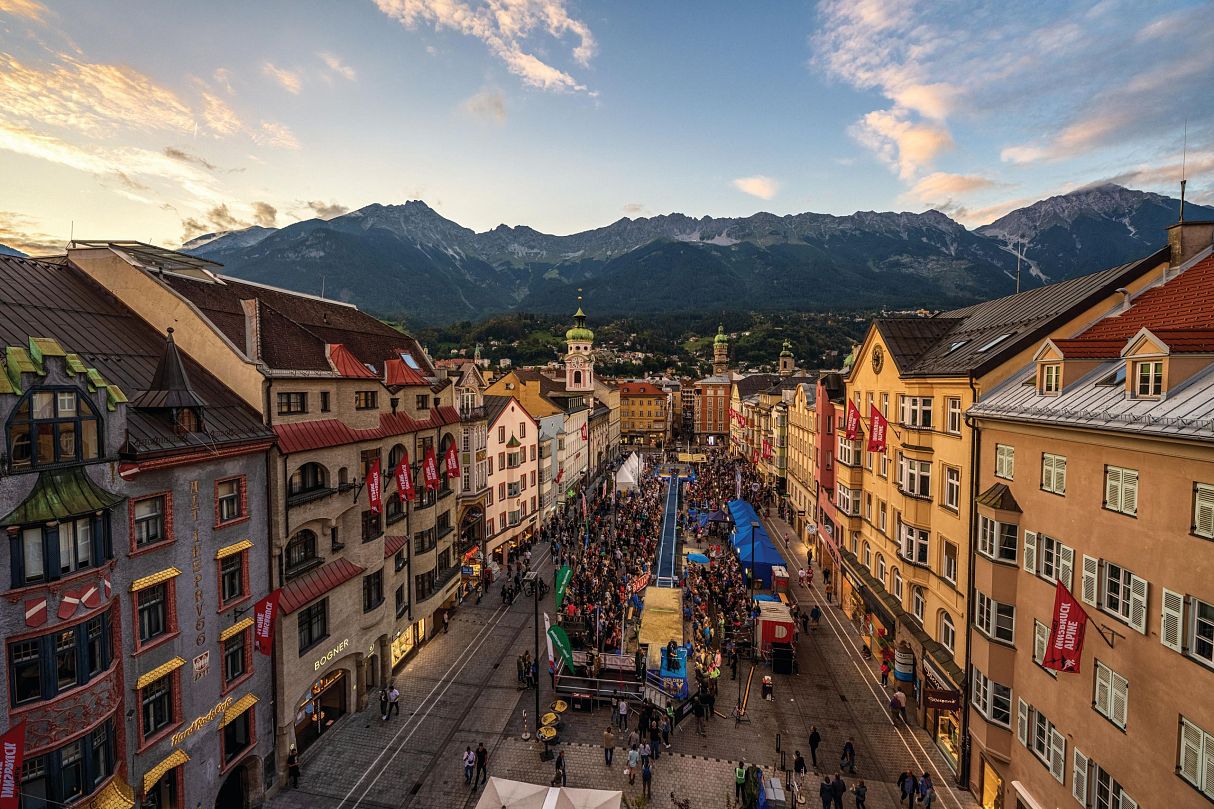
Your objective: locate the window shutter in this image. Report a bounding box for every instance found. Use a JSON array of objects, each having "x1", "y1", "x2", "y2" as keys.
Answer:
[
  {"x1": 1123, "y1": 471, "x2": 1138, "y2": 515},
  {"x1": 1049, "y1": 727, "x2": 1066, "y2": 782},
  {"x1": 1111, "y1": 671, "x2": 1128, "y2": 727},
  {"x1": 1129, "y1": 575, "x2": 1148, "y2": 634},
  {"x1": 1023, "y1": 530, "x2": 1038, "y2": 574},
  {"x1": 1161, "y1": 588, "x2": 1185, "y2": 652},
  {"x1": 1059, "y1": 544, "x2": 1075, "y2": 589},
  {"x1": 1081, "y1": 555, "x2": 1099, "y2": 606},
  {"x1": 1094, "y1": 663, "x2": 1111, "y2": 716},
  {"x1": 1017, "y1": 698, "x2": 1029, "y2": 746},
  {"x1": 1055, "y1": 456, "x2": 1066, "y2": 494},
  {"x1": 1034, "y1": 621, "x2": 1049, "y2": 665},
  {"x1": 1118, "y1": 793, "x2": 1137, "y2": 809},
  {"x1": 1196, "y1": 485, "x2": 1214, "y2": 537},
  {"x1": 1072, "y1": 747, "x2": 1089, "y2": 805},
  {"x1": 1203, "y1": 727, "x2": 1214, "y2": 799},
  {"x1": 1105, "y1": 467, "x2": 1121, "y2": 512}
]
